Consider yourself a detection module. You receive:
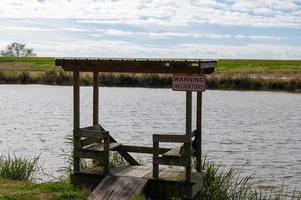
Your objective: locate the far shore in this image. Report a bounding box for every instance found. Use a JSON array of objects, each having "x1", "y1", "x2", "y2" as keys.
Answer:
[{"x1": 0, "y1": 57, "x2": 301, "y2": 92}]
